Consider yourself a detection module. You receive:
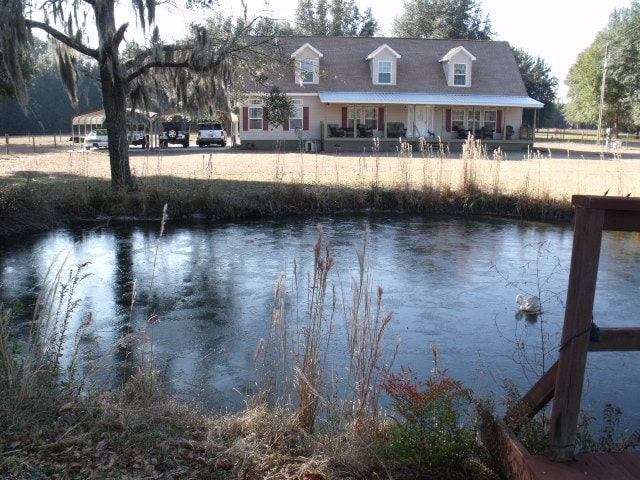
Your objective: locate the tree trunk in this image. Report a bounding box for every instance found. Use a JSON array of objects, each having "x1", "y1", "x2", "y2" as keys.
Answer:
[
  {"x1": 94, "y1": 0, "x2": 133, "y2": 189},
  {"x1": 101, "y1": 65, "x2": 132, "y2": 189}
]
